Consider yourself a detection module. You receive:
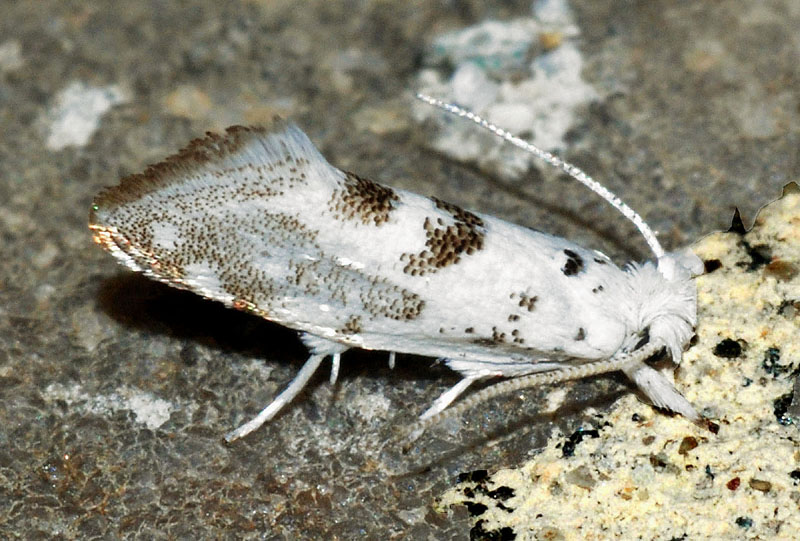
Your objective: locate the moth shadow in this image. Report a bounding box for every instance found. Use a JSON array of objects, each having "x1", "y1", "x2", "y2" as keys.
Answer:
[
  {"x1": 95, "y1": 273, "x2": 443, "y2": 385},
  {"x1": 95, "y1": 273, "x2": 305, "y2": 361}
]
